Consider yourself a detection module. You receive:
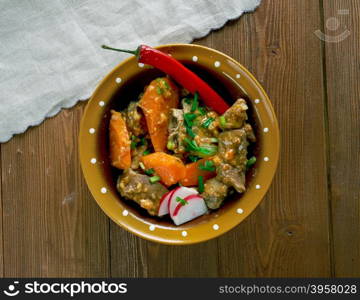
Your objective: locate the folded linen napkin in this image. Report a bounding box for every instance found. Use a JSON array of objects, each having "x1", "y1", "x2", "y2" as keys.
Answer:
[{"x1": 0, "y1": 0, "x2": 260, "y2": 142}]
